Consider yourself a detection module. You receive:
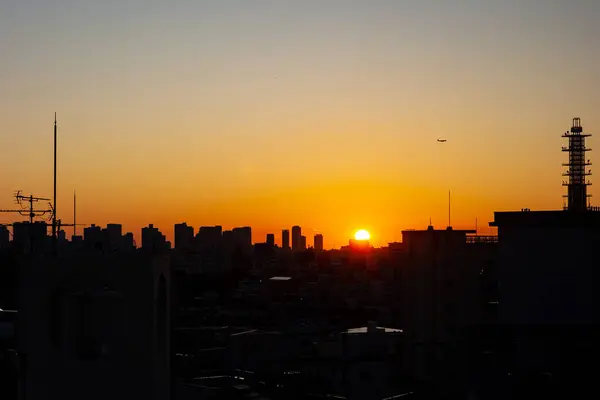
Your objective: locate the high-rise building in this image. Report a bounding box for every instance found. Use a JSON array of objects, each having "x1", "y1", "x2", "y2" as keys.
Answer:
[
  {"x1": 174, "y1": 222, "x2": 194, "y2": 250},
  {"x1": 141, "y1": 224, "x2": 168, "y2": 252},
  {"x1": 292, "y1": 226, "x2": 301, "y2": 251},
  {"x1": 105, "y1": 223, "x2": 123, "y2": 240},
  {"x1": 196, "y1": 226, "x2": 222, "y2": 248},
  {"x1": 104, "y1": 223, "x2": 123, "y2": 250},
  {"x1": 266, "y1": 233, "x2": 275, "y2": 247},
  {"x1": 122, "y1": 232, "x2": 135, "y2": 249},
  {"x1": 222, "y1": 230, "x2": 234, "y2": 250},
  {"x1": 314, "y1": 234, "x2": 323, "y2": 251},
  {"x1": 282, "y1": 229, "x2": 290, "y2": 250},
  {"x1": 300, "y1": 235, "x2": 306, "y2": 250},
  {"x1": 232, "y1": 226, "x2": 252, "y2": 248},
  {"x1": 83, "y1": 224, "x2": 103, "y2": 250}
]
